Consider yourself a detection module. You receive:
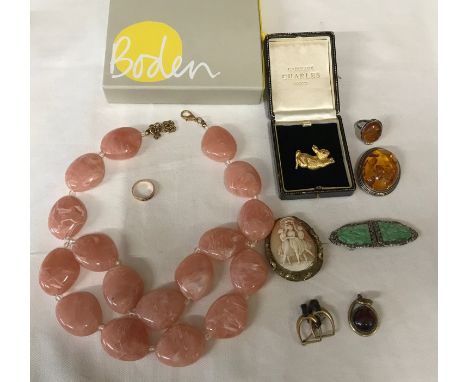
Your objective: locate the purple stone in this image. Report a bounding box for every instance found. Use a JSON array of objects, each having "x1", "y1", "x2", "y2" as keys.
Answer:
[{"x1": 352, "y1": 306, "x2": 377, "y2": 333}]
